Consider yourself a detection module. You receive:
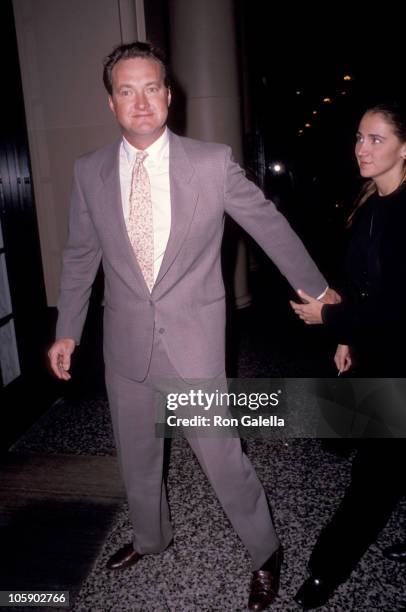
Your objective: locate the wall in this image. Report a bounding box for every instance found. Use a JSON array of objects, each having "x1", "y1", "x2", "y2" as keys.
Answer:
[{"x1": 12, "y1": 0, "x2": 145, "y2": 305}]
